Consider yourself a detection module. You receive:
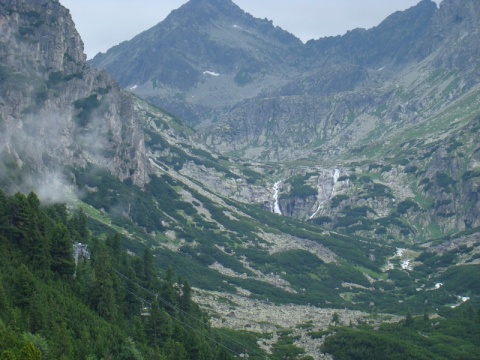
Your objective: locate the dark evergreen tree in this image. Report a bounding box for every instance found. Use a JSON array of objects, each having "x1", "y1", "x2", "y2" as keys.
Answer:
[
  {"x1": 49, "y1": 321, "x2": 74, "y2": 360},
  {"x1": 331, "y1": 312, "x2": 340, "y2": 327},
  {"x1": 132, "y1": 316, "x2": 147, "y2": 346},
  {"x1": 179, "y1": 278, "x2": 192, "y2": 312},
  {"x1": 68, "y1": 208, "x2": 89, "y2": 243},
  {"x1": 142, "y1": 247, "x2": 156, "y2": 289},
  {"x1": 106, "y1": 232, "x2": 122, "y2": 257},
  {"x1": 165, "y1": 339, "x2": 187, "y2": 360},
  {"x1": 0, "y1": 276, "x2": 7, "y2": 307},
  {"x1": 91, "y1": 246, "x2": 117, "y2": 321},
  {"x1": 146, "y1": 300, "x2": 173, "y2": 348},
  {"x1": 0, "y1": 189, "x2": 8, "y2": 236},
  {"x1": 160, "y1": 266, "x2": 178, "y2": 313},
  {"x1": 7, "y1": 193, "x2": 31, "y2": 249},
  {"x1": 405, "y1": 310, "x2": 414, "y2": 327},
  {"x1": 118, "y1": 337, "x2": 144, "y2": 360},
  {"x1": 121, "y1": 267, "x2": 141, "y2": 319},
  {"x1": 49, "y1": 223, "x2": 74, "y2": 277},
  {"x1": 25, "y1": 193, "x2": 51, "y2": 274},
  {"x1": 47, "y1": 203, "x2": 68, "y2": 225},
  {"x1": 12, "y1": 265, "x2": 35, "y2": 309},
  {"x1": 27, "y1": 291, "x2": 47, "y2": 333},
  {"x1": 423, "y1": 311, "x2": 429, "y2": 323}
]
